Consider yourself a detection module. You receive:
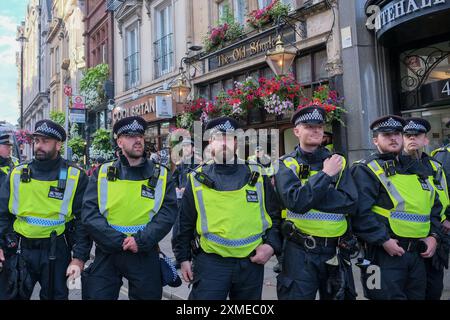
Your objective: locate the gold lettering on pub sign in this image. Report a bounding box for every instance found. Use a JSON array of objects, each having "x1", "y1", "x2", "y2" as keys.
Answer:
[
  {"x1": 217, "y1": 35, "x2": 278, "y2": 67},
  {"x1": 113, "y1": 99, "x2": 157, "y2": 122}
]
